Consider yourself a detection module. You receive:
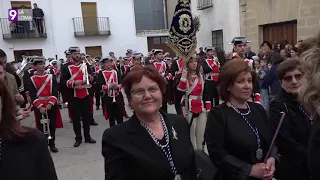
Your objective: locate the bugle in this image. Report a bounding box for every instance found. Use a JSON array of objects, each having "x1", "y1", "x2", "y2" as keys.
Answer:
[
  {"x1": 40, "y1": 111, "x2": 53, "y2": 140},
  {"x1": 82, "y1": 62, "x2": 91, "y2": 87},
  {"x1": 112, "y1": 89, "x2": 116, "y2": 103}
]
